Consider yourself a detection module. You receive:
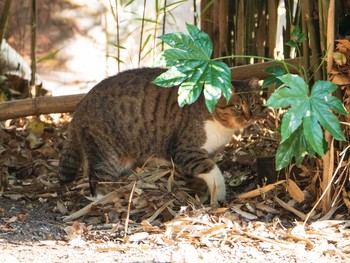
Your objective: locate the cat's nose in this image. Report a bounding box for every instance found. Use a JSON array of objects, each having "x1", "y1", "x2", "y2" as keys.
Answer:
[{"x1": 243, "y1": 110, "x2": 251, "y2": 121}]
